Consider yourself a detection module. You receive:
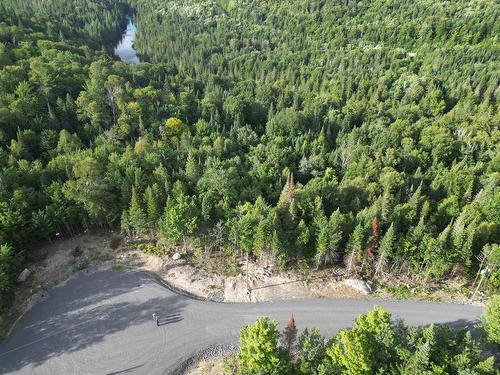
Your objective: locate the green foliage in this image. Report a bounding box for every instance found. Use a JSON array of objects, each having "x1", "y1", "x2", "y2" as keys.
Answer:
[
  {"x1": 159, "y1": 194, "x2": 198, "y2": 244},
  {"x1": 72, "y1": 258, "x2": 90, "y2": 272},
  {"x1": 136, "y1": 242, "x2": 165, "y2": 256},
  {"x1": 111, "y1": 264, "x2": 125, "y2": 271},
  {"x1": 0, "y1": 244, "x2": 22, "y2": 297},
  {"x1": 163, "y1": 117, "x2": 188, "y2": 139},
  {"x1": 128, "y1": 186, "x2": 147, "y2": 235},
  {"x1": 237, "y1": 317, "x2": 290, "y2": 375},
  {"x1": 0, "y1": 0, "x2": 498, "y2": 299},
  {"x1": 235, "y1": 308, "x2": 496, "y2": 375},
  {"x1": 297, "y1": 328, "x2": 325, "y2": 375},
  {"x1": 481, "y1": 295, "x2": 500, "y2": 345},
  {"x1": 325, "y1": 306, "x2": 397, "y2": 374}
]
